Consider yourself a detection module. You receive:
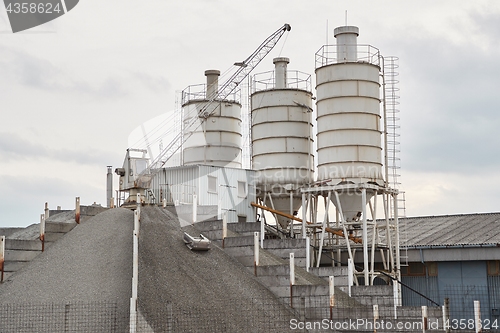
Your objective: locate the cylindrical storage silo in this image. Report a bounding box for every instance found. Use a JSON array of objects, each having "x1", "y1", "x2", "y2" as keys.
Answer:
[
  {"x1": 182, "y1": 70, "x2": 242, "y2": 168},
  {"x1": 251, "y1": 57, "x2": 314, "y2": 228},
  {"x1": 315, "y1": 26, "x2": 383, "y2": 221}
]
